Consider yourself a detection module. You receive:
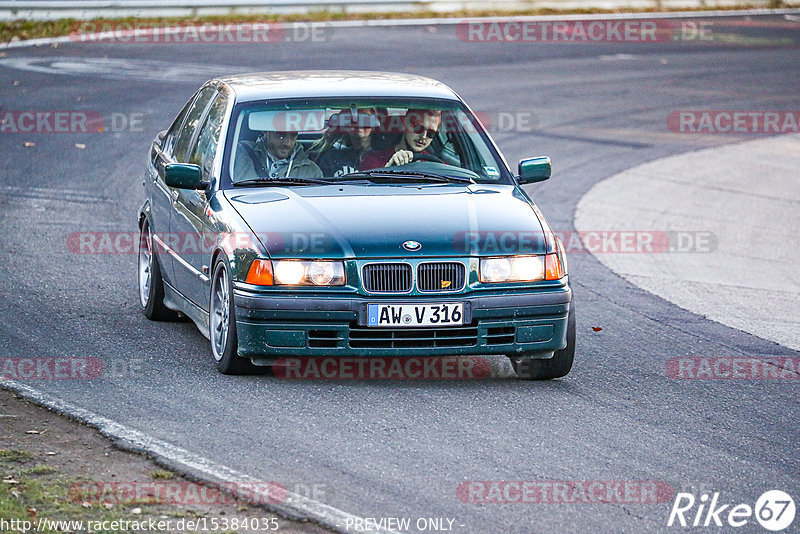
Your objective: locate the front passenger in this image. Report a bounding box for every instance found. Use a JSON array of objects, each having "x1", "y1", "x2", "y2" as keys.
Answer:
[{"x1": 234, "y1": 130, "x2": 322, "y2": 181}]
